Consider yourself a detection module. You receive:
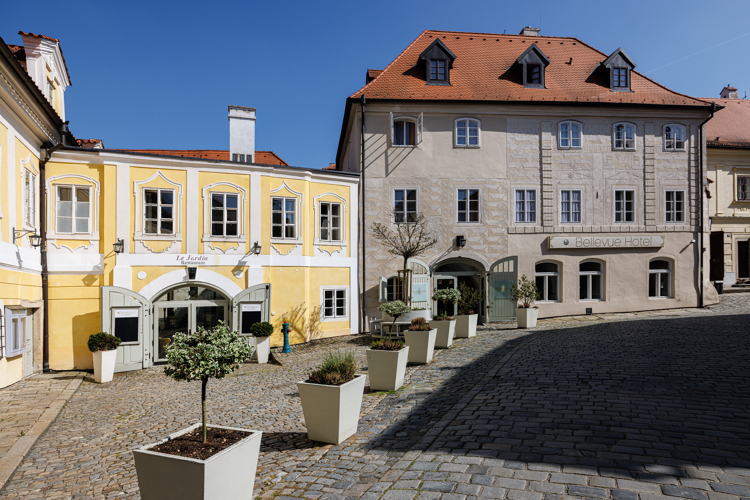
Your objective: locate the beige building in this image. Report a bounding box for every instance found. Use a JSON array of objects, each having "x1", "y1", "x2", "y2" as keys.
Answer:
[
  {"x1": 706, "y1": 86, "x2": 750, "y2": 288},
  {"x1": 335, "y1": 28, "x2": 719, "y2": 325}
]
